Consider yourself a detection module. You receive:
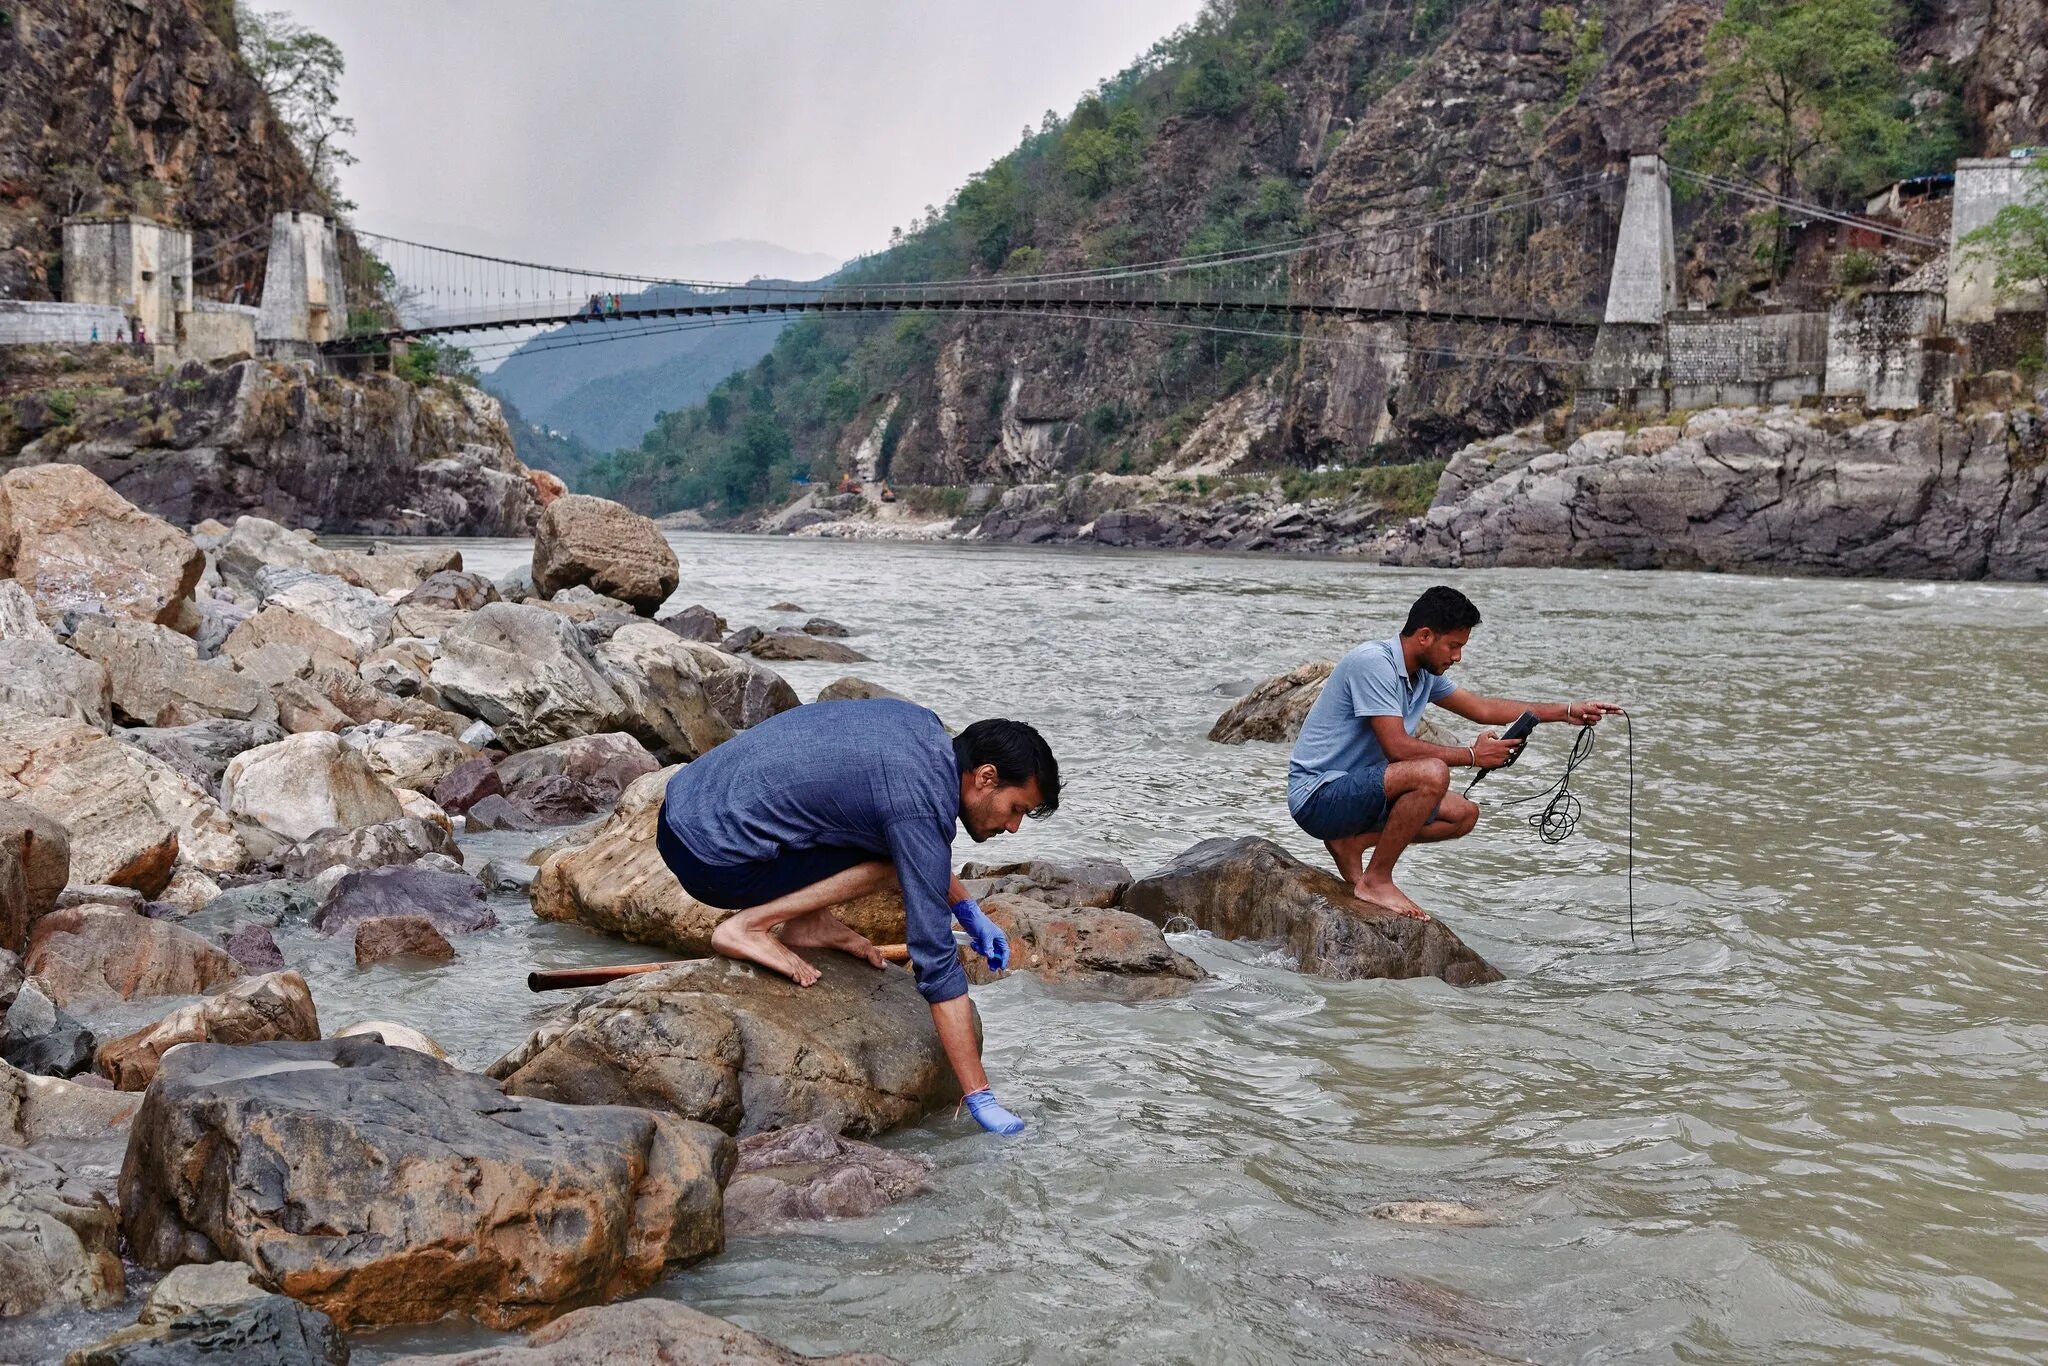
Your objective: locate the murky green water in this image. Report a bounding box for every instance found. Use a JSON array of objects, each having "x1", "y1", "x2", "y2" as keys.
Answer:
[{"x1": 23, "y1": 534, "x2": 2048, "y2": 1363}]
